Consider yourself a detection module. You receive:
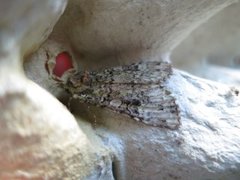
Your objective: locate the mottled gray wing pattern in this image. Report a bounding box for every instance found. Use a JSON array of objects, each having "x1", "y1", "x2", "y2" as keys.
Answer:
[{"x1": 65, "y1": 61, "x2": 180, "y2": 129}]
